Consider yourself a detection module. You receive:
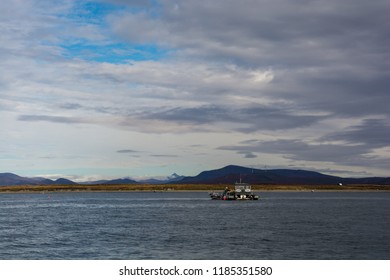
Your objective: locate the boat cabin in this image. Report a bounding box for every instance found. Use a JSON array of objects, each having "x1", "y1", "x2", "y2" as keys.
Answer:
[{"x1": 235, "y1": 182, "x2": 252, "y2": 194}]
